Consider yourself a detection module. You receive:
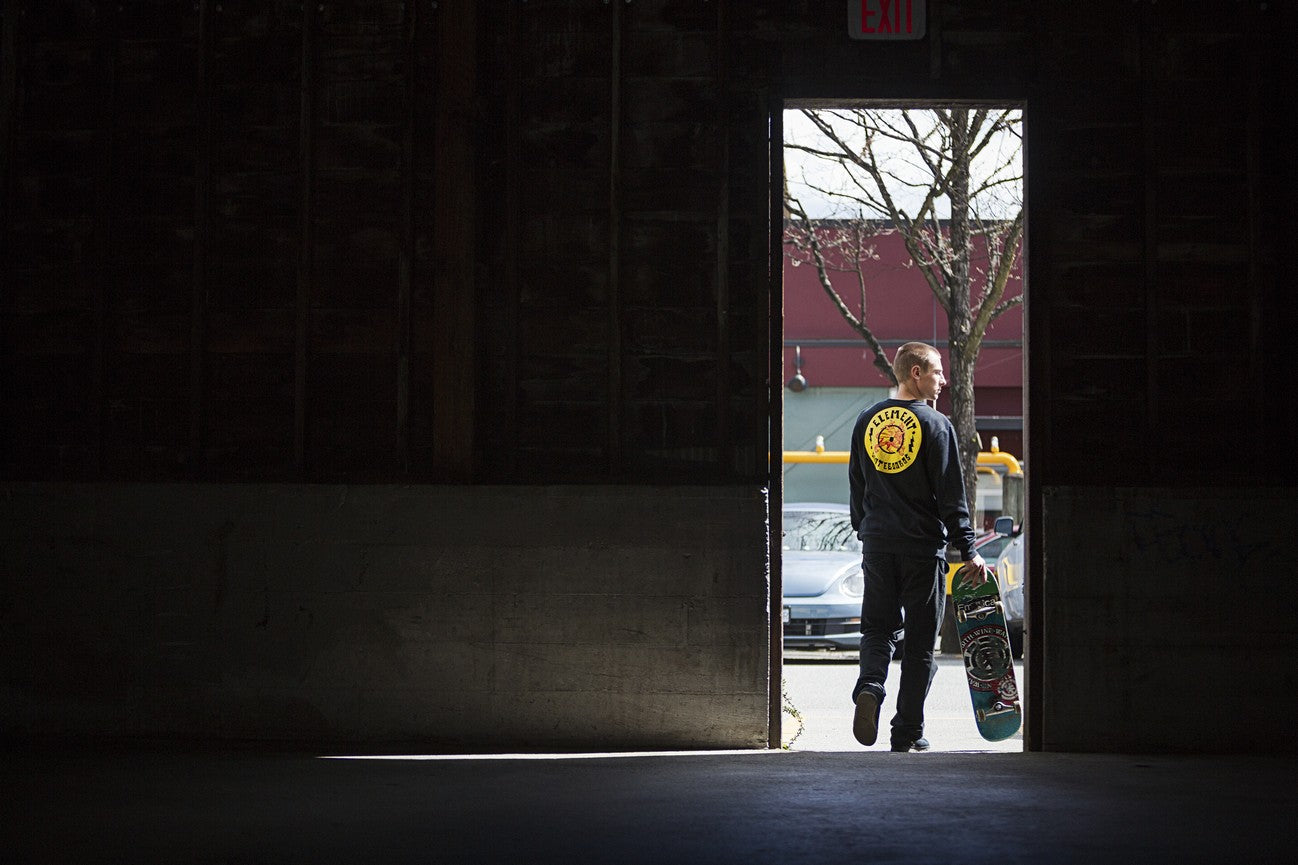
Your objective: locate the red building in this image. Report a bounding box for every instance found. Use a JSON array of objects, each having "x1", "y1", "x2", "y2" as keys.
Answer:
[{"x1": 783, "y1": 226, "x2": 1024, "y2": 457}]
